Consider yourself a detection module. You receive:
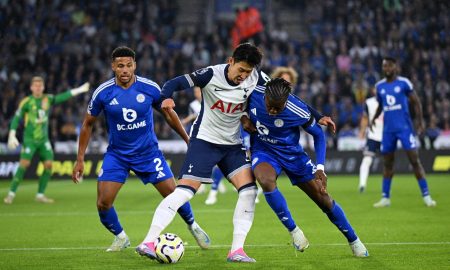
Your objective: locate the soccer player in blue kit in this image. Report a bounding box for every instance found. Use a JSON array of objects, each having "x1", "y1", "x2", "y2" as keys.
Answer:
[
  {"x1": 241, "y1": 78, "x2": 369, "y2": 257},
  {"x1": 72, "y1": 46, "x2": 210, "y2": 252},
  {"x1": 371, "y1": 57, "x2": 437, "y2": 208}
]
